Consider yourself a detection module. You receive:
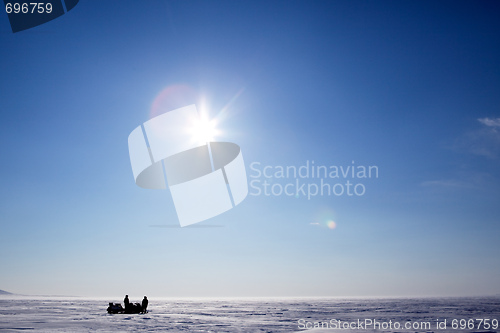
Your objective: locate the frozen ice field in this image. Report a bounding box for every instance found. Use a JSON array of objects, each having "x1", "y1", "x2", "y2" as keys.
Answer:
[{"x1": 0, "y1": 296, "x2": 498, "y2": 332}]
